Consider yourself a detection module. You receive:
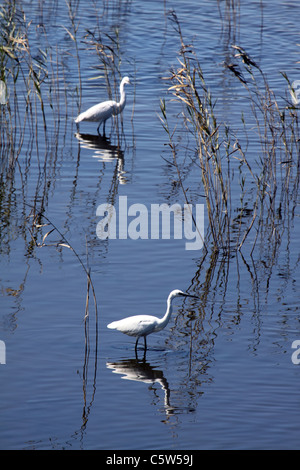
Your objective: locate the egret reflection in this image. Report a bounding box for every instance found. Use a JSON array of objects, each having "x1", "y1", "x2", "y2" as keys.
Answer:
[
  {"x1": 106, "y1": 358, "x2": 176, "y2": 417},
  {"x1": 75, "y1": 132, "x2": 127, "y2": 184}
]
